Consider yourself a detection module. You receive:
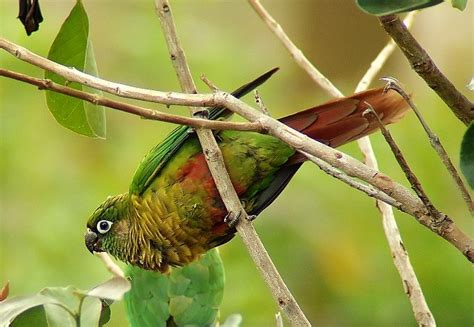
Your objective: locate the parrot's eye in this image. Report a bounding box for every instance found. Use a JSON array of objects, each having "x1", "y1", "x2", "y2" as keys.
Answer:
[{"x1": 97, "y1": 220, "x2": 113, "y2": 234}]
